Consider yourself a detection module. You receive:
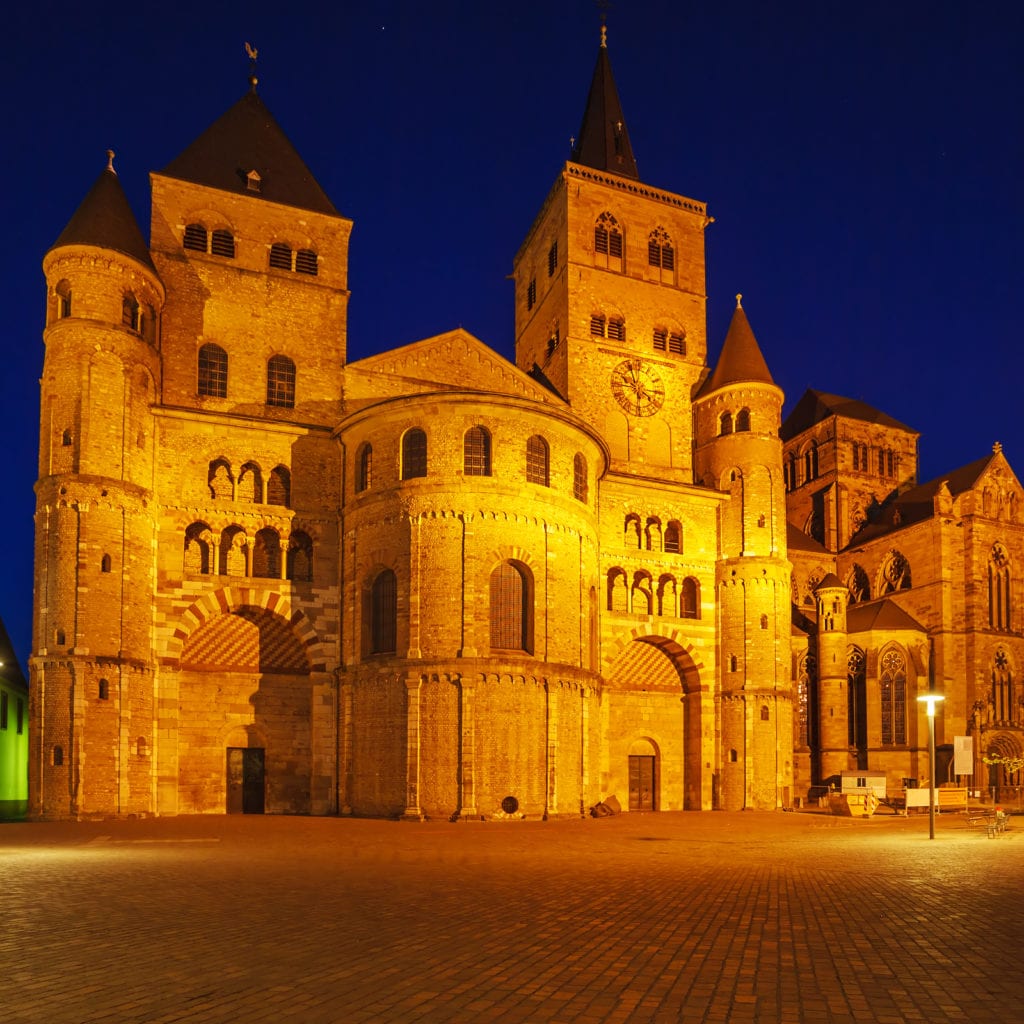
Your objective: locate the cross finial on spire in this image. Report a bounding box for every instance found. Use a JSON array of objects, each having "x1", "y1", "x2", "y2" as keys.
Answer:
[
  {"x1": 993, "y1": 441, "x2": 1003, "y2": 455},
  {"x1": 106, "y1": 149, "x2": 116, "y2": 173},
  {"x1": 597, "y1": 0, "x2": 611, "y2": 47},
  {"x1": 245, "y1": 41, "x2": 259, "y2": 92},
  {"x1": 736, "y1": 293, "x2": 743, "y2": 309}
]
